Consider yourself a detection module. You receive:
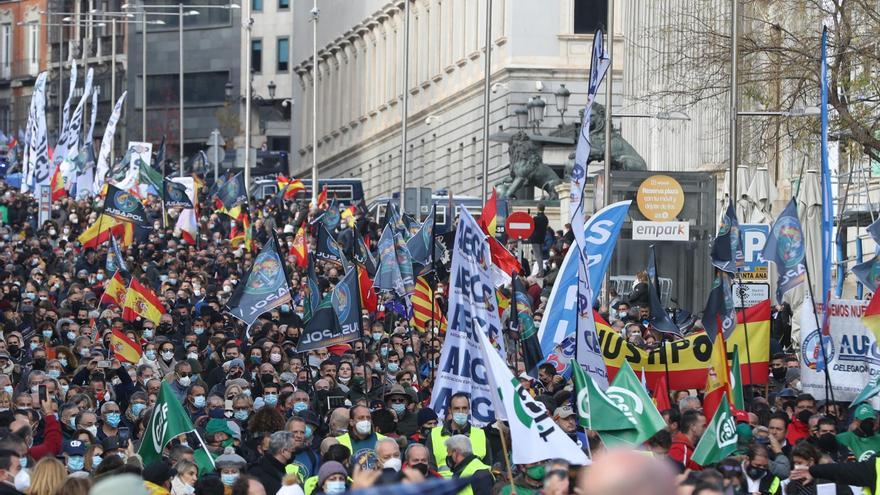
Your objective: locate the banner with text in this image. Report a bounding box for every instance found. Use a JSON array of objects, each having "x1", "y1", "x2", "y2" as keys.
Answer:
[
  {"x1": 800, "y1": 298, "x2": 880, "y2": 407},
  {"x1": 429, "y1": 207, "x2": 504, "y2": 426}
]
